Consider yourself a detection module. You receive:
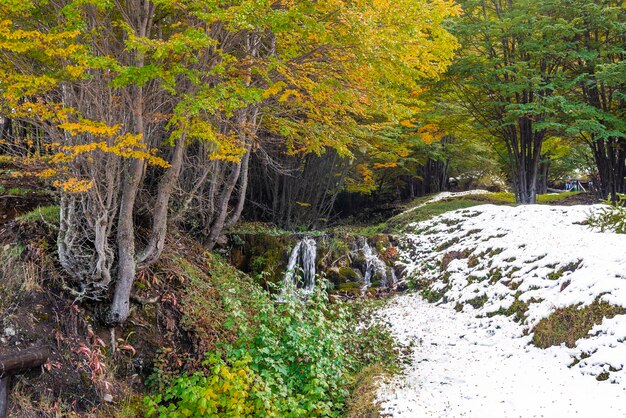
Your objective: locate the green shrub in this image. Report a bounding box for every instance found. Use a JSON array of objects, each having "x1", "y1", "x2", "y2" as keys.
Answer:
[
  {"x1": 587, "y1": 196, "x2": 626, "y2": 234},
  {"x1": 145, "y1": 277, "x2": 373, "y2": 417},
  {"x1": 144, "y1": 355, "x2": 276, "y2": 417}
]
